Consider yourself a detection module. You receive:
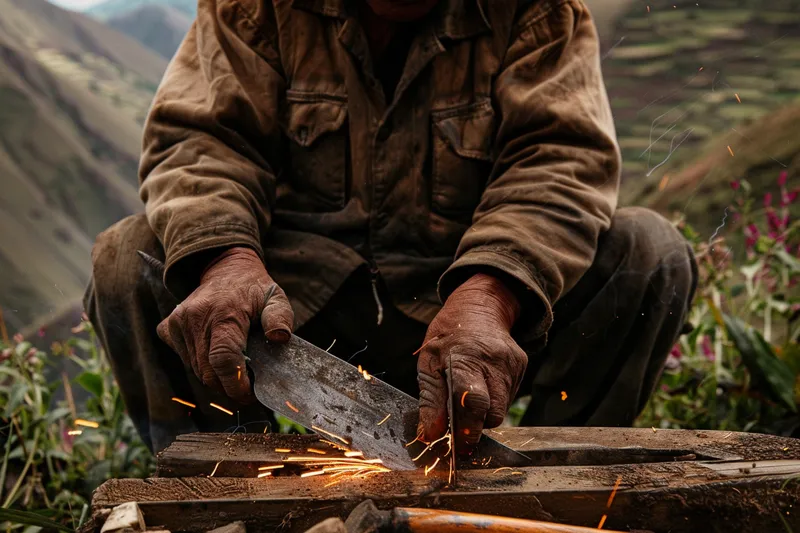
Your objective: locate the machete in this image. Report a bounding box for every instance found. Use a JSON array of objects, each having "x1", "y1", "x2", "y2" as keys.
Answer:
[{"x1": 138, "y1": 251, "x2": 532, "y2": 473}]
